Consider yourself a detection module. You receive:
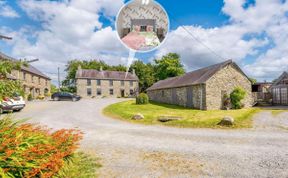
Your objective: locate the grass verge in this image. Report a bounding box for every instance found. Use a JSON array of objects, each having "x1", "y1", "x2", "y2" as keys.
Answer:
[
  {"x1": 103, "y1": 100, "x2": 260, "y2": 128},
  {"x1": 54, "y1": 152, "x2": 101, "y2": 178}
]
